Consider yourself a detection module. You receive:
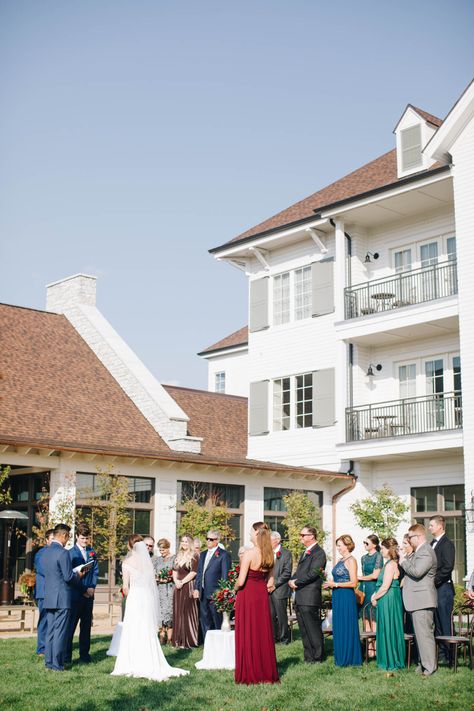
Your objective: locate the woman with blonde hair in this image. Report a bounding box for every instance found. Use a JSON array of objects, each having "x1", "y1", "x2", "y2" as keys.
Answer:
[
  {"x1": 172, "y1": 534, "x2": 199, "y2": 648},
  {"x1": 234, "y1": 522, "x2": 279, "y2": 684},
  {"x1": 323, "y1": 534, "x2": 362, "y2": 666},
  {"x1": 111, "y1": 534, "x2": 188, "y2": 681}
]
